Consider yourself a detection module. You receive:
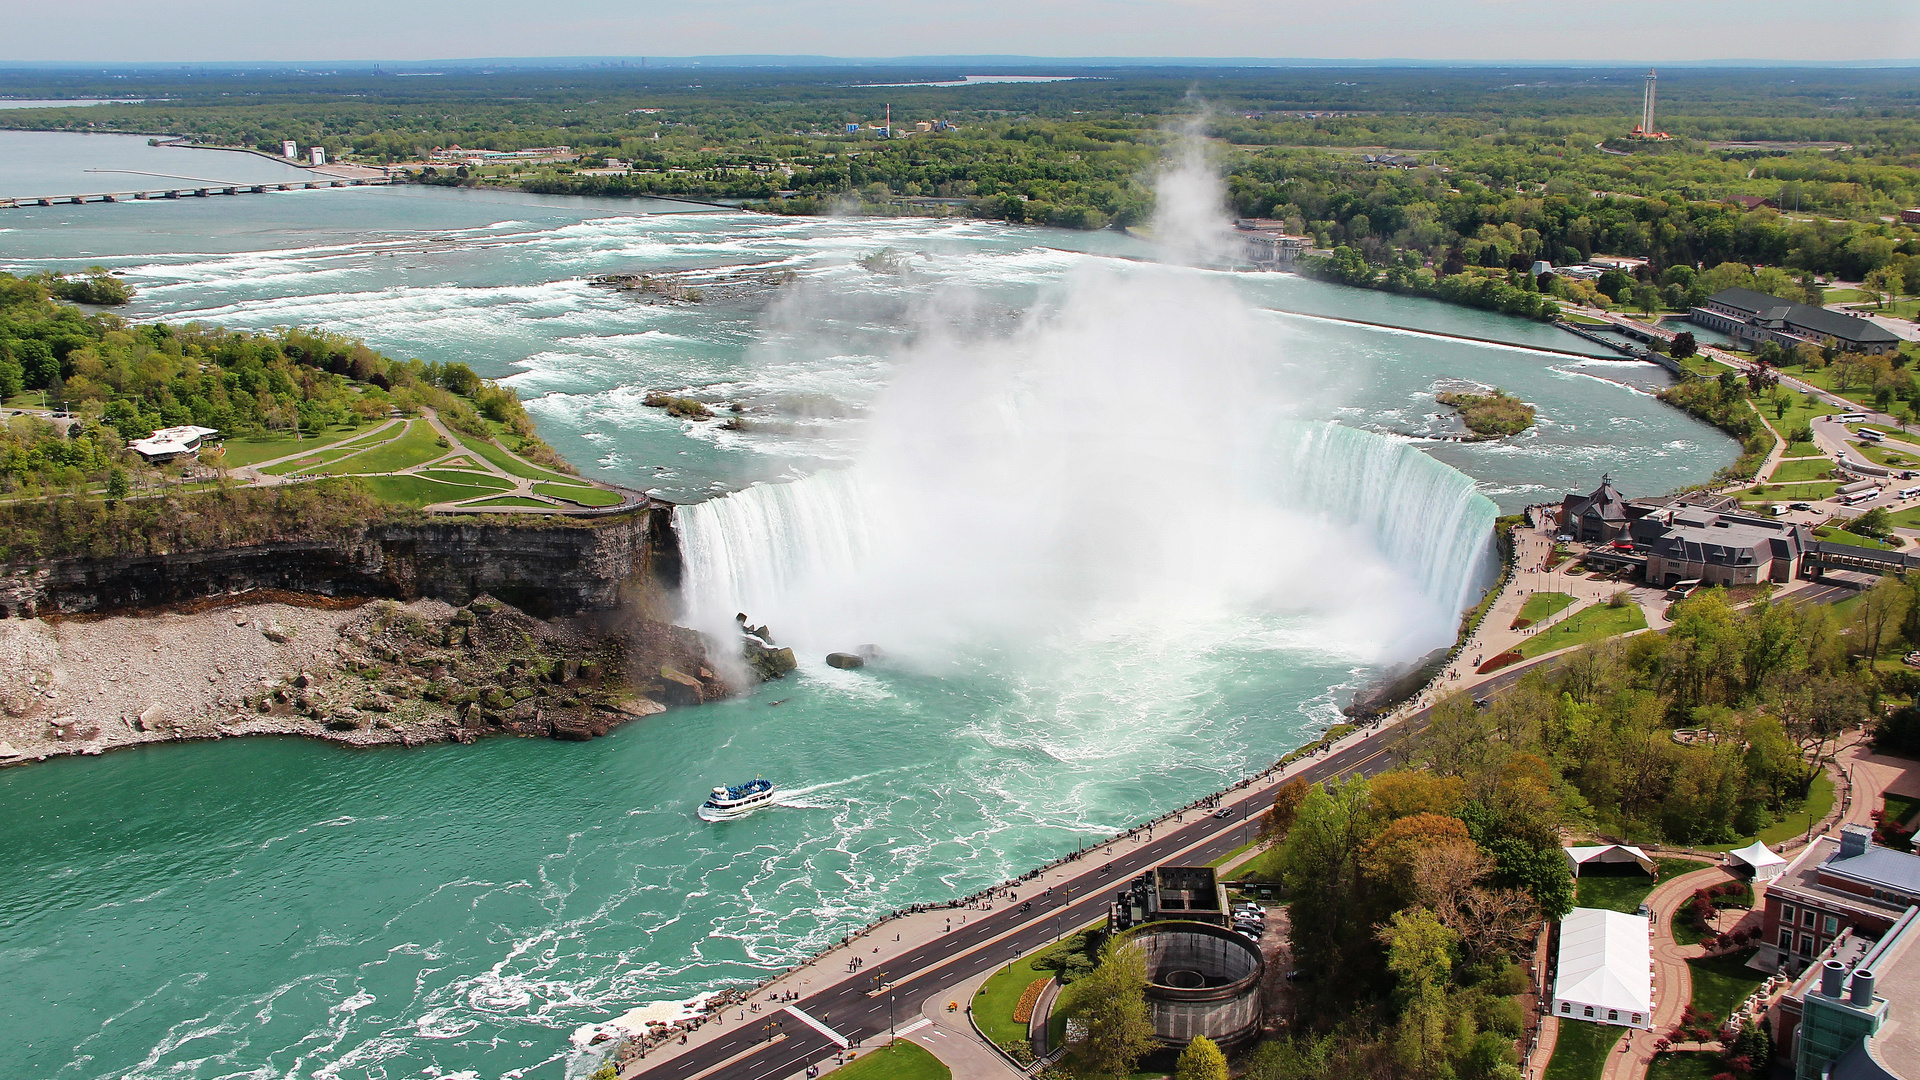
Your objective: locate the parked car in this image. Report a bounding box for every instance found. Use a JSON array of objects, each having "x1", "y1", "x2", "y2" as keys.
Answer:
[
  {"x1": 1904, "y1": 652, "x2": 1920, "y2": 668},
  {"x1": 1555, "y1": 533, "x2": 1575, "y2": 543},
  {"x1": 1790, "y1": 503, "x2": 1813, "y2": 511}
]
